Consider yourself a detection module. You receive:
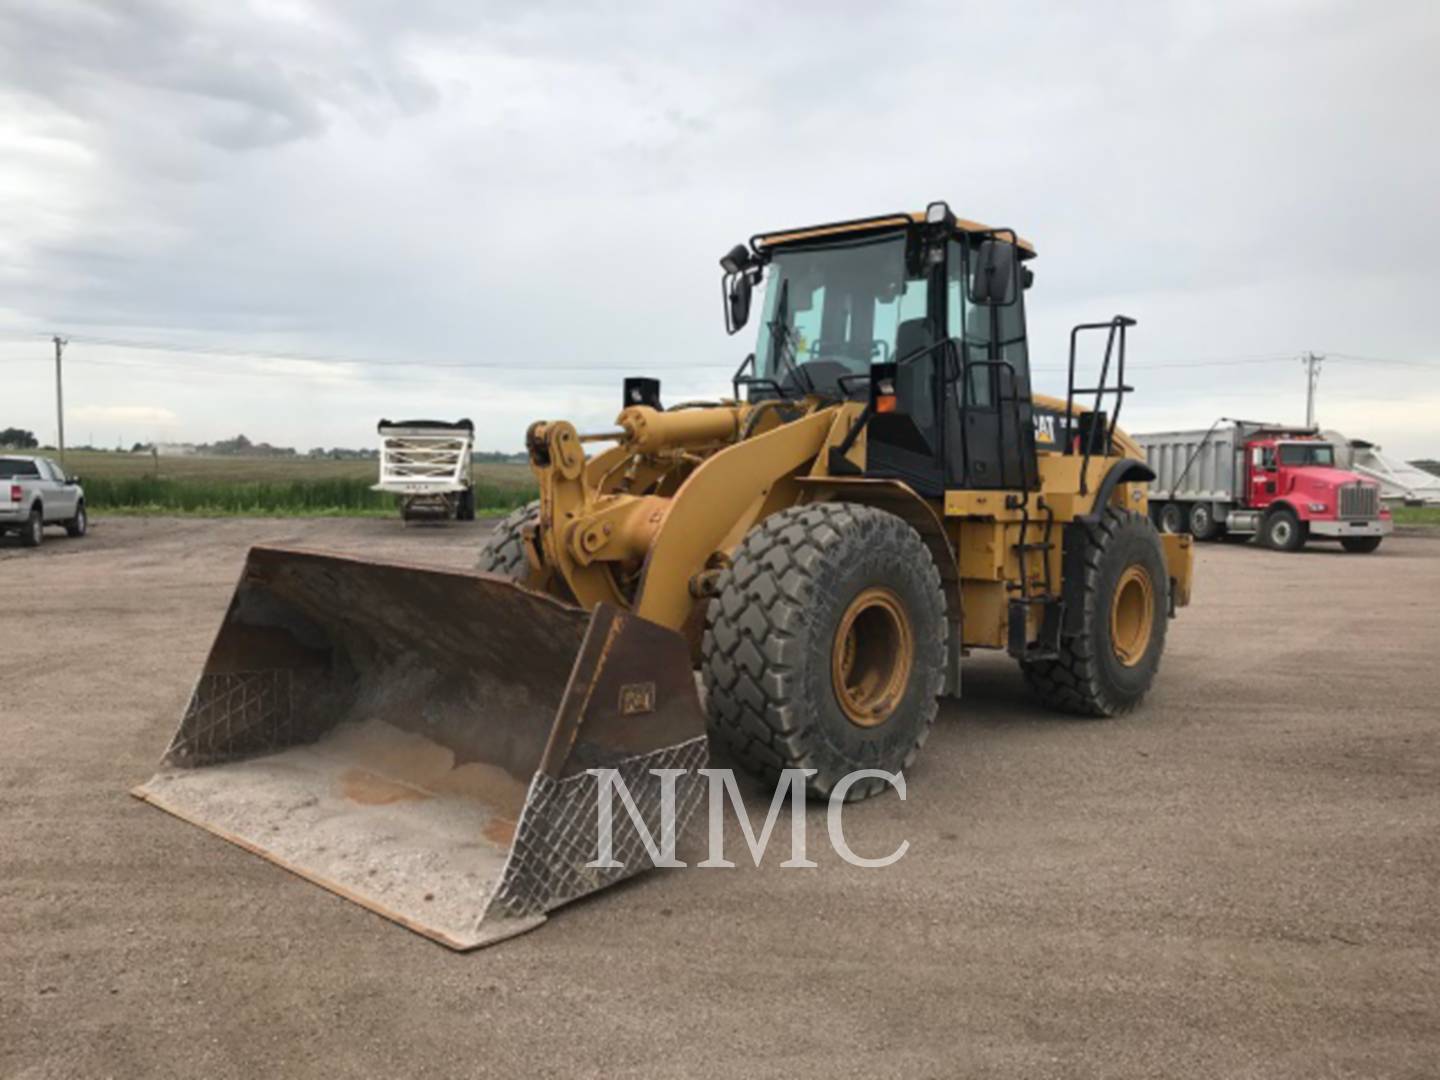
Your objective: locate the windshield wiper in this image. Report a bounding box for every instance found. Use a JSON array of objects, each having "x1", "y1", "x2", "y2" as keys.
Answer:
[{"x1": 766, "y1": 280, "x2": 815, "y2": 397}]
